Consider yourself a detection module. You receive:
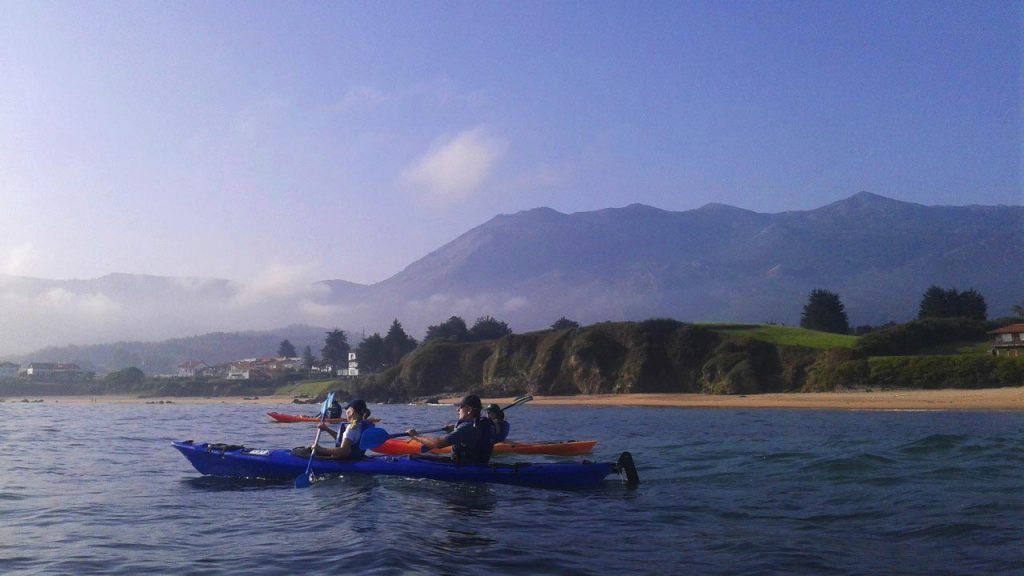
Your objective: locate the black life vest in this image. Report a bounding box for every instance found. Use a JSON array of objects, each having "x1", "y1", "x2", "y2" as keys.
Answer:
[{"x1": 451, "y1": 417, "x2": 494, "y2": 465}]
